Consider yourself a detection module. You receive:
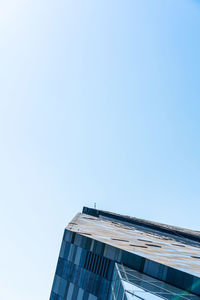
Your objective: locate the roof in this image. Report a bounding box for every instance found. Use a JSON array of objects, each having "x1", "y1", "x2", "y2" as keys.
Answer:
[
  {"x1": 66, "y1": 207, "x2": 200, "y2": 278},
  {"x1": 83, "y1": 207, "x2": 200, "y2": 243}
]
